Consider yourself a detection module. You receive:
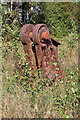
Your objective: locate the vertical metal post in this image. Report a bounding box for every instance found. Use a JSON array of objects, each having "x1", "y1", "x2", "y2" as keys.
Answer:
[
  {"x1": 29, "y1": 1, "x2": 31, "y2": 23},
  {"x1": 11, "y1": 0, "x2": 13, "y2": 11}
]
